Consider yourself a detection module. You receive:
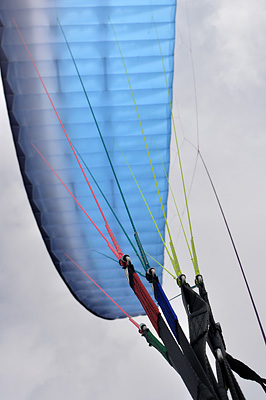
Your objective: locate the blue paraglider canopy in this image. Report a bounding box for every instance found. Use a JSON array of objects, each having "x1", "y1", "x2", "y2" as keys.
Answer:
[{"x1": 0, "y1": 1, "x2": 176, "y2": 319}]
